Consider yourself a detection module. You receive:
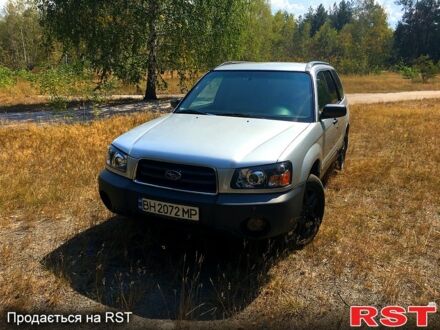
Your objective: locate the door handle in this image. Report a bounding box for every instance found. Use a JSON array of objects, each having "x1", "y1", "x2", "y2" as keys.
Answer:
[{"x1": 333, "y1": 118, "x2": 338, "y2": 125}]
